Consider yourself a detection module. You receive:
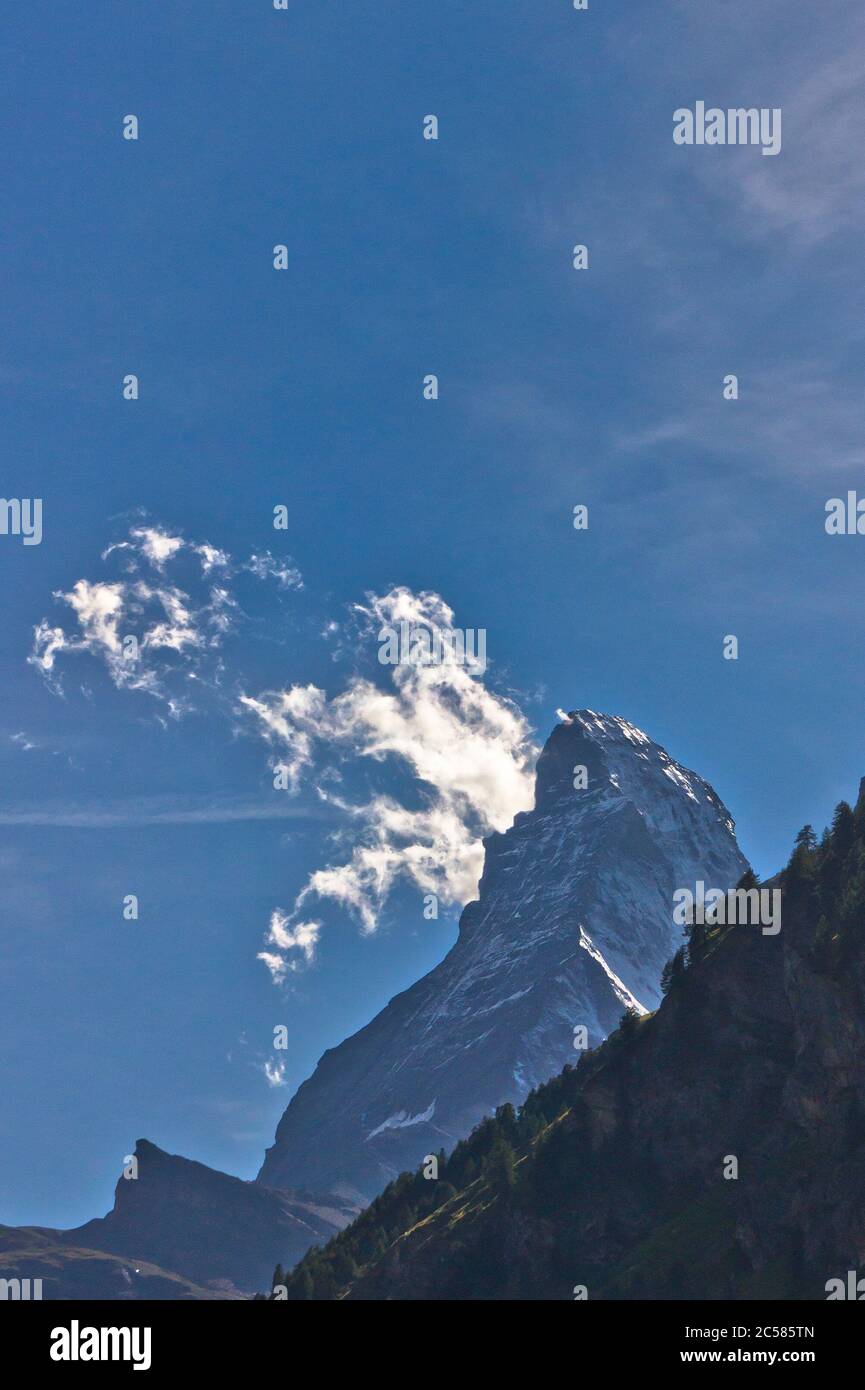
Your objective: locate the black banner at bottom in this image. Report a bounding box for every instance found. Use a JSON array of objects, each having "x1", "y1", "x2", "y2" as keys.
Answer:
[{"x1": 2, "y1": 1298, "x2": 859, "y2": 1375}]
